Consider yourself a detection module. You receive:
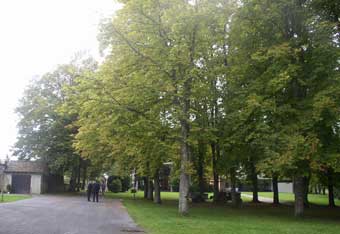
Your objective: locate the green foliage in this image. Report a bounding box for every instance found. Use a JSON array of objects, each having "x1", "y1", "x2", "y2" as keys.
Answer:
[
  {"x1": 15, "y1": 0, "x2": 340, "y2": 214},
  {"x1": 228, "y1": 0, "x2": 340, "y2": 179},
  {"x1": 13, "y1": 55, "x2": 100, "y2": 191},
  {"x1": 108, "y1": 175, "x2": 131, "y2": 192},
  {"x1": 121, "y1": 176, "x2": 131, "y2": 192},
  {"x1": 131, "y1": 188, "x2": 137, "y2": 194},
  {"x1": 108, "y1": 179, "x2": 123, "y2": 193},
  {"x1": 0, "y1": 194, "x2": 31, "y2": 203}
]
